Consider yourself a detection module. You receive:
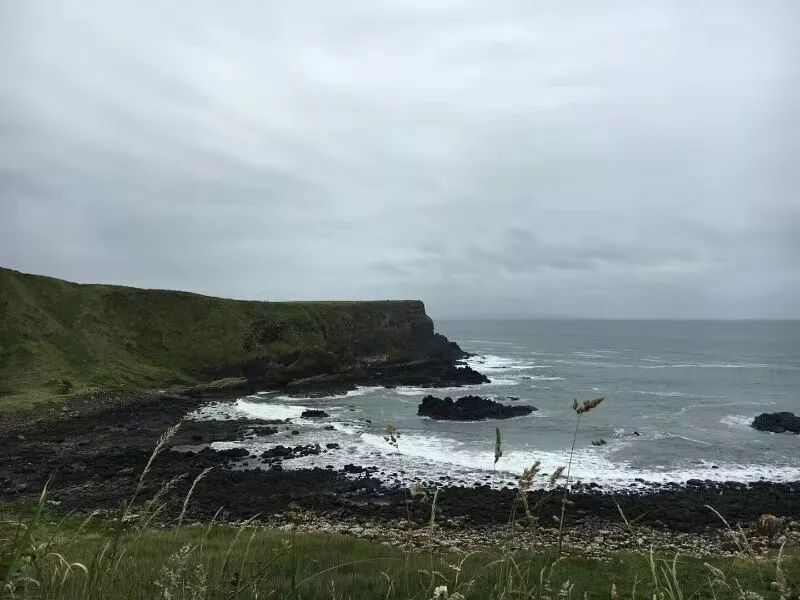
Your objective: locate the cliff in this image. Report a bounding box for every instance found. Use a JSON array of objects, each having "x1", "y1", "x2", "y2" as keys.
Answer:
[{"x1": 0, "y1": 267, "x2": 485, "y2": 406}]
